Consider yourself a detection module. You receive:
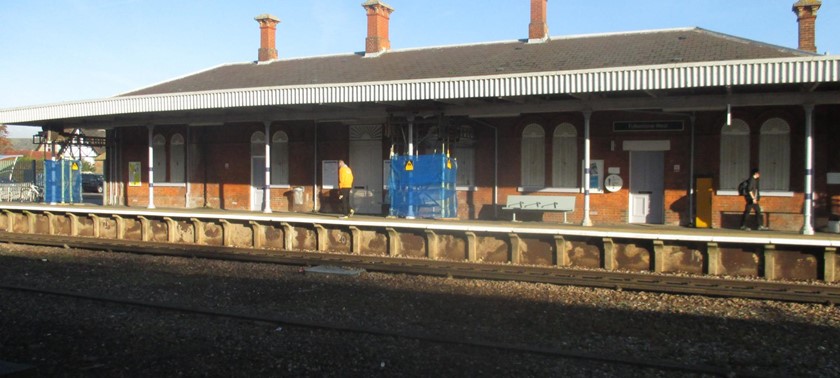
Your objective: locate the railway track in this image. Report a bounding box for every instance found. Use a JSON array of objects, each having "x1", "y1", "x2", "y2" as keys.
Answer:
[
  {"x1": 1, "y1": 283, "x2": 735, "y2": 376},
  {"x1": 1, "y1": 231, "x2": 839, "y2": 305}
]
